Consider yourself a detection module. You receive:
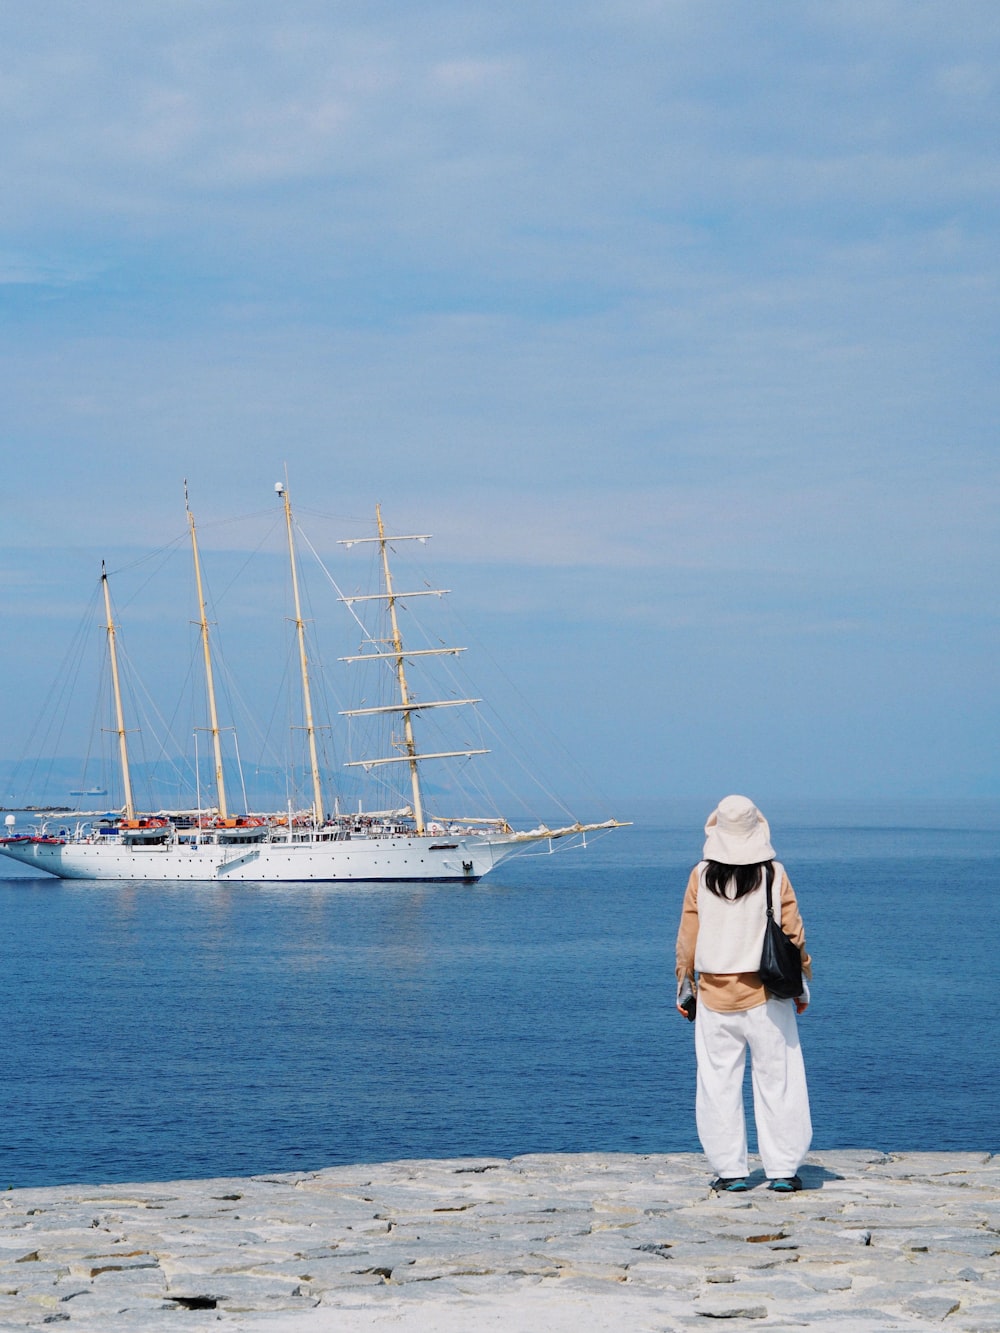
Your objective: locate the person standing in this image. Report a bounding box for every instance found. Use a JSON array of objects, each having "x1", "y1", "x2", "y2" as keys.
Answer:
[{"x1": 675, "y1": 795, "x2": 812, "y2": 1193}]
